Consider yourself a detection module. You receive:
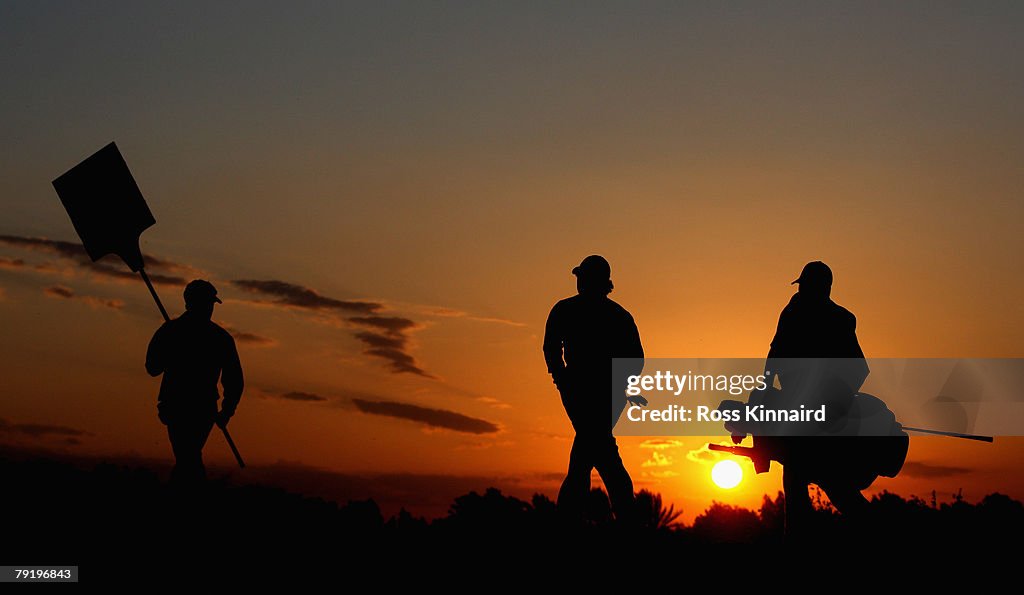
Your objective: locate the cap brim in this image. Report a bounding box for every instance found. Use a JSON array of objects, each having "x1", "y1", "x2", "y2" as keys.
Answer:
[
  {"x1": 572, "y1": 266, "x2": 581, "y2": 275},
  {"x1": 214, "y1": 296, "x2": 223, "y2": 303},
  {"x1": 791, "y1": 278, "x2": 800, "y2": 285}
]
